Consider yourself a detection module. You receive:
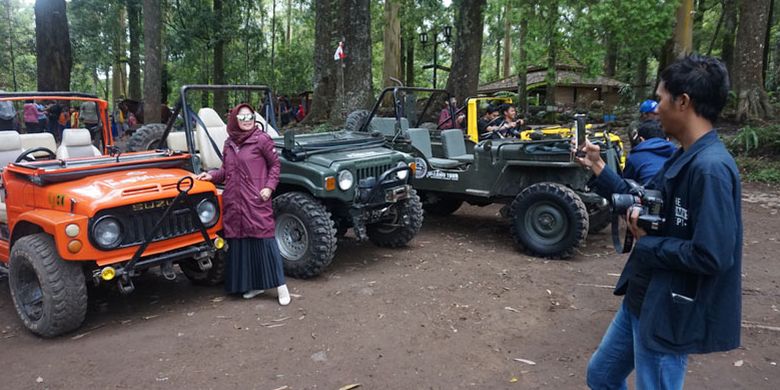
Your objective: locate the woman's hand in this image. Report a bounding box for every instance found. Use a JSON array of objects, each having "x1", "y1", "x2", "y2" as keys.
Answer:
[
  {"x1": 260, "y1": 187, "x2": 273, "y2": 201},
  {"x1": 196, "y1": 172, "x2": 212, "y2": 181}
]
